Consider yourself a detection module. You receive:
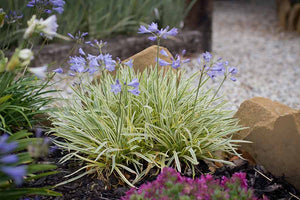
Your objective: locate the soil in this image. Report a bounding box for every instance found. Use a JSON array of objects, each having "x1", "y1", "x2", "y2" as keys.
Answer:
[{"x1": 23, "y1": 147, "x2": 300, "y2": 200}]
